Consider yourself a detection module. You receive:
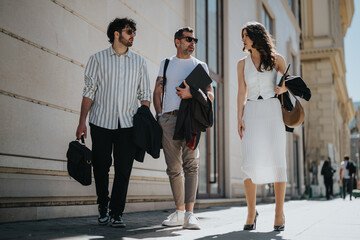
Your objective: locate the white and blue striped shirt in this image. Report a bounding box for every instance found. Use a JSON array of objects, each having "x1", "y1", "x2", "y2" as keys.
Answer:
[{"x1": 83, "y1": 47, "x2": 151, "y2": 129}]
